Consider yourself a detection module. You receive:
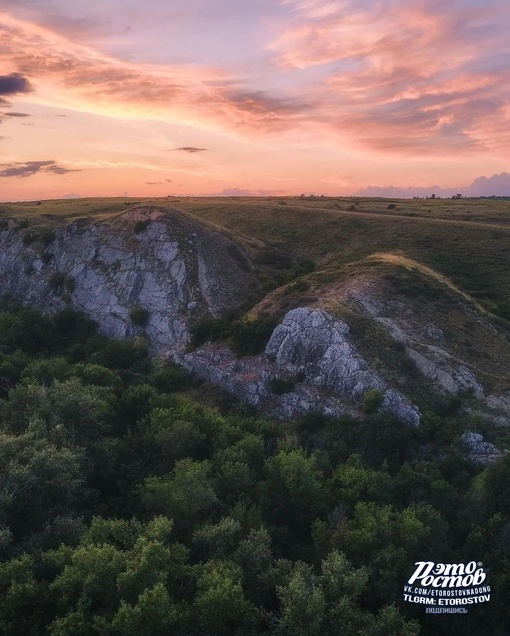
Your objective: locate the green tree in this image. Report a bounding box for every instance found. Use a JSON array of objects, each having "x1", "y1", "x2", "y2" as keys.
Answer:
[
  {"x1": 139, "y1": 459, "x2": 218, "y2": 534},
  {"x1": 192, "y1": 560, "x2": 257, "y2": 635},
  {"x1": 275, "y1": 562, "x2": 325, "y2": 636}
]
